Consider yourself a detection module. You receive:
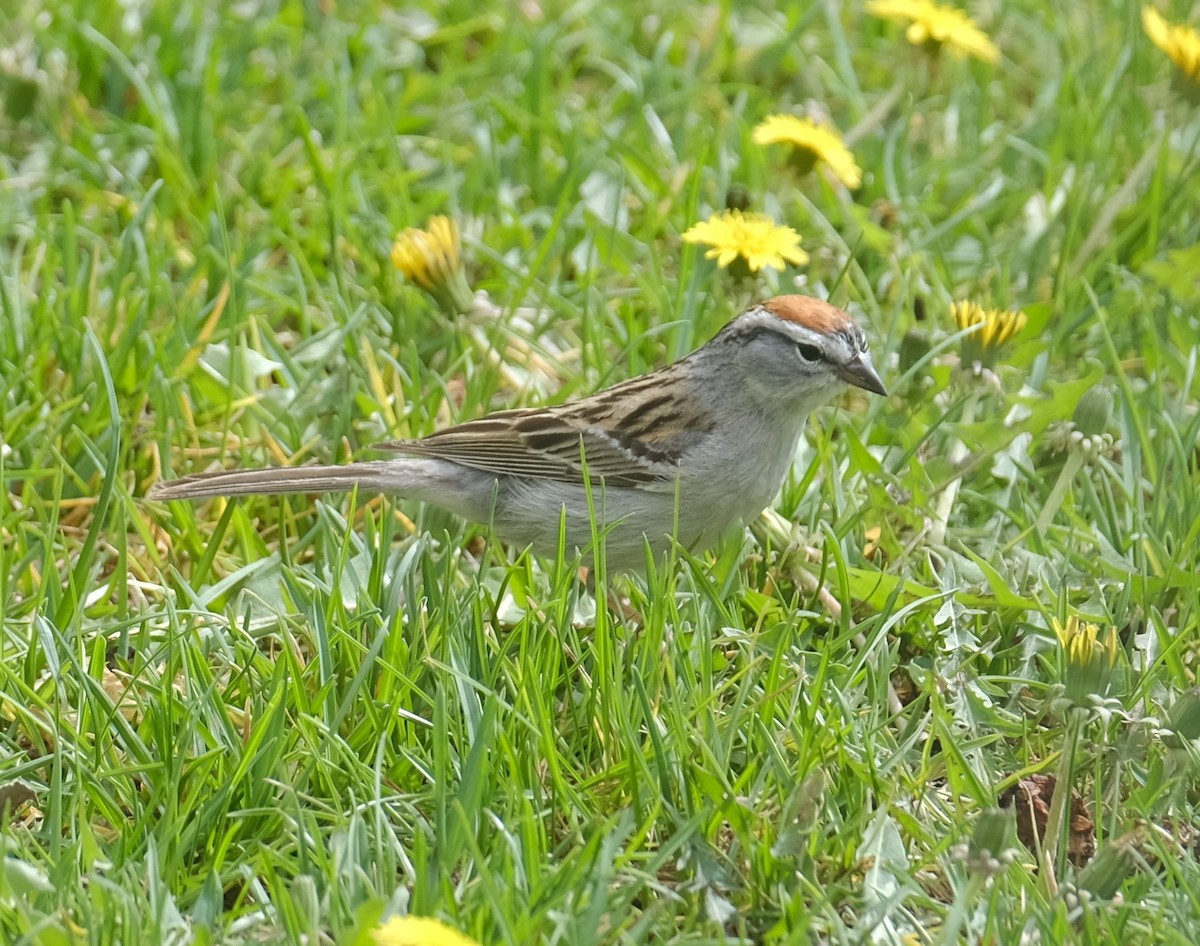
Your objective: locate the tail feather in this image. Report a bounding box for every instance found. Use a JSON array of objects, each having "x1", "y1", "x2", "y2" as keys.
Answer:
[{"x1": 147, "y1": 461, "x2": 401, "y2": 501}]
